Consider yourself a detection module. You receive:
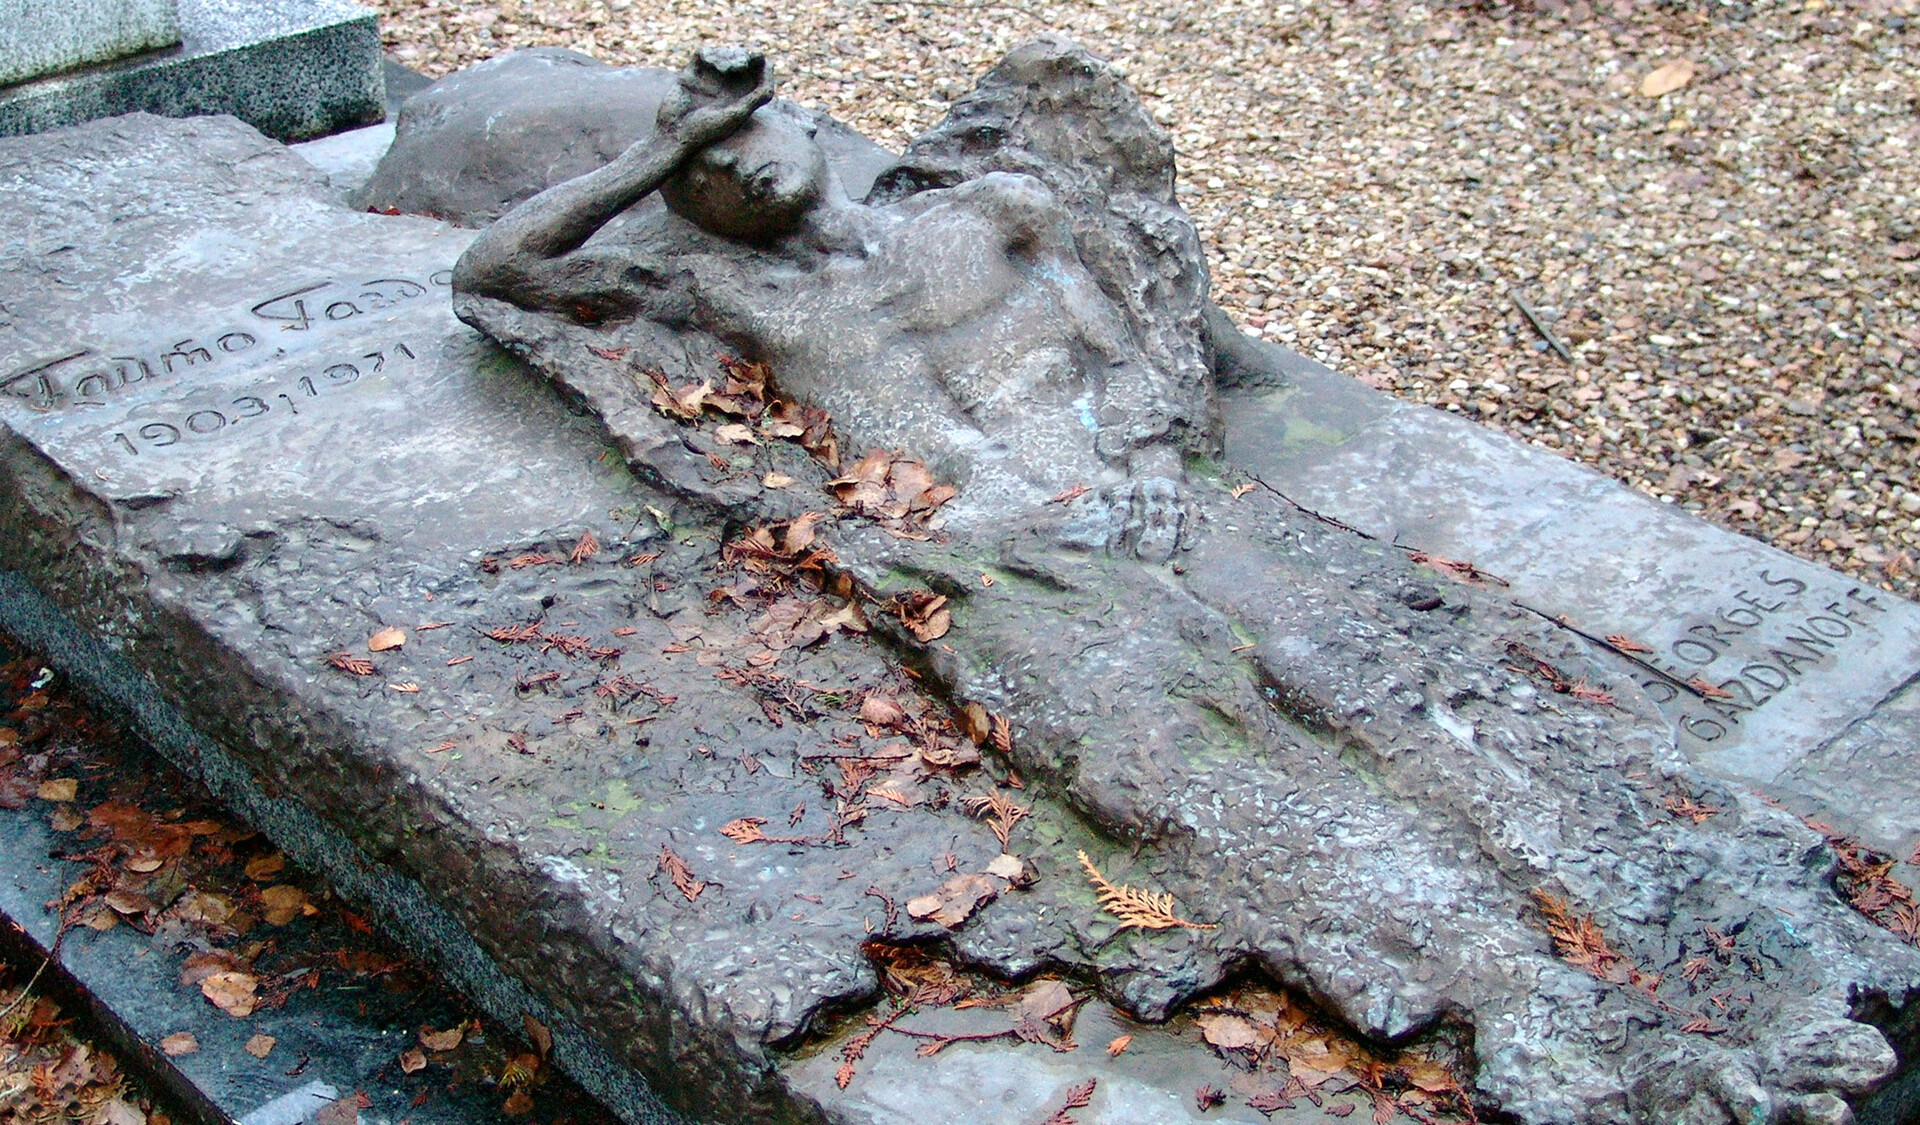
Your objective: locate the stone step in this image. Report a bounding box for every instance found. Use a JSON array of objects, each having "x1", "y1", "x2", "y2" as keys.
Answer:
[{"x1": 0, "y1": 633, "x2": 641, "y2": 1125}]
